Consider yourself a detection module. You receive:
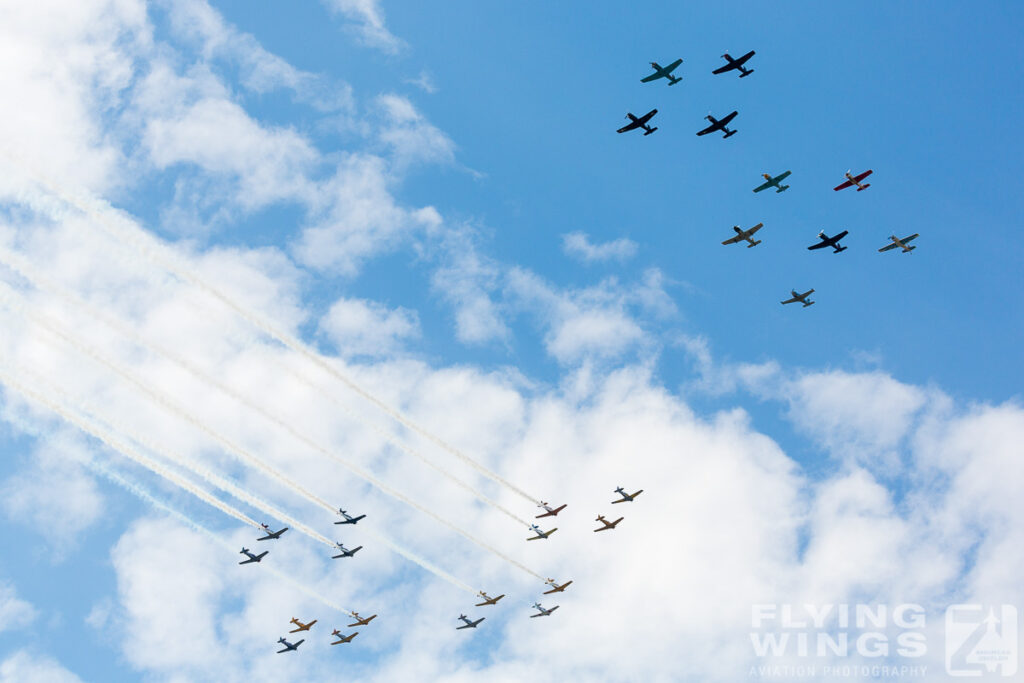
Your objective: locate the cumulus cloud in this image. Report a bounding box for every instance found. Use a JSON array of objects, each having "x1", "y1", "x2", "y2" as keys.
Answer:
[
  {"x1": 561, "y1": 231, "x2": 638, "y2": 264},
  {"x1": 0, "y1": 651, "x2": 83, "y2": 683},
  {"x1": 320, "y1": 297, "x2": 420, "y2": 357},
  {"x1": 0, "y1": 582, "x2": 37, "y2": 633},
  {"x1": 320, "y1": 0, "x2": 405, "y2": 54}
]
